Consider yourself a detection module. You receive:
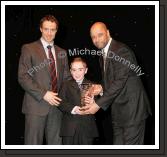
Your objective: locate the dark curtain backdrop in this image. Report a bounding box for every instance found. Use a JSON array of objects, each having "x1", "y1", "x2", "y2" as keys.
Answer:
[{"x1": 5, "y1": 5, "x2": 155, "y2": 145}]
